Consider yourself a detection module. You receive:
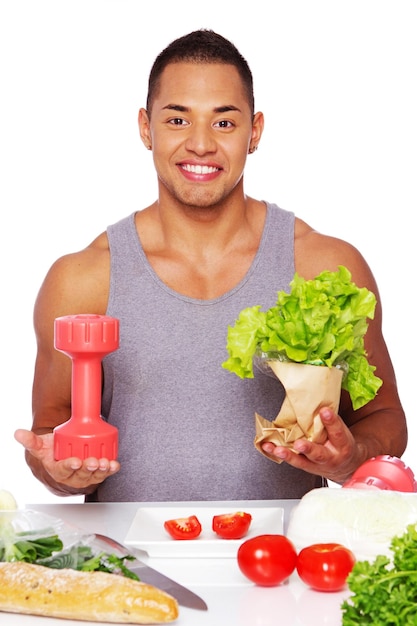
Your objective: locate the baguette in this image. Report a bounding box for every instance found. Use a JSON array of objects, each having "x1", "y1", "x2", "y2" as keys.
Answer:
[{"x1": 0, "y1": 561, "x2": 178, "y2": 623}]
